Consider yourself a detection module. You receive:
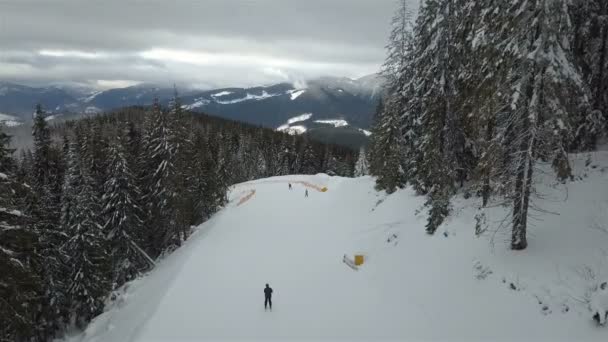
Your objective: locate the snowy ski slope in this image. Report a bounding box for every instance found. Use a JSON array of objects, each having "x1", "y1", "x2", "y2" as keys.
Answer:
[{"x1": 70, "y1": 154, "x2": 608, "y2": 341}]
